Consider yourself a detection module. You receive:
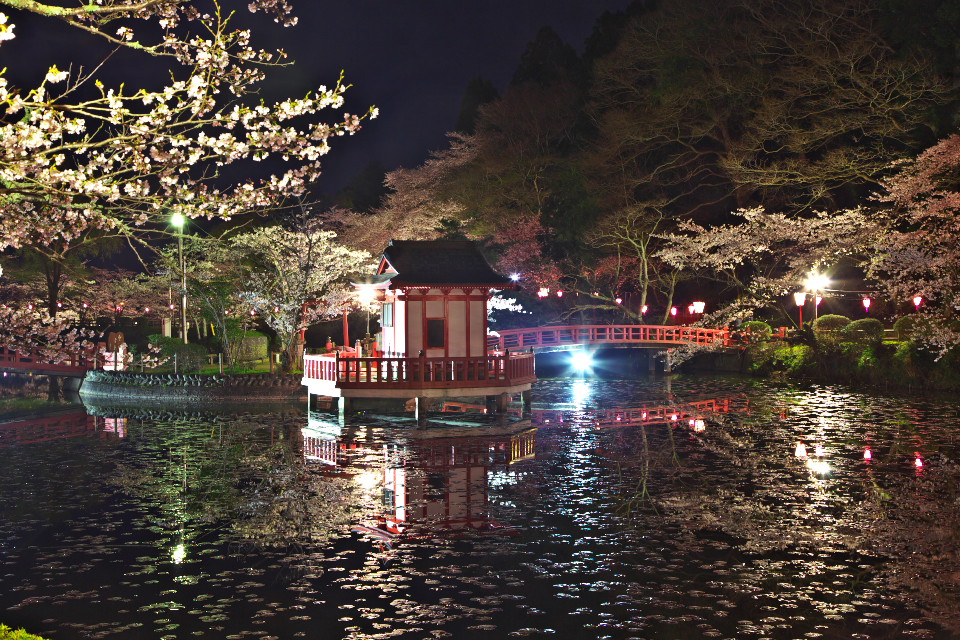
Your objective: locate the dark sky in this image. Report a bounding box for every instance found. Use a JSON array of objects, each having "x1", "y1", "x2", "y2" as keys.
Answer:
[
  {"x1": 4, "y1": 1, "x2": 635, "y2": 193},
  {"x1": 254, "y1": 0, "x2": 636, "y2": 193}
]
